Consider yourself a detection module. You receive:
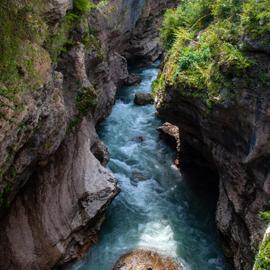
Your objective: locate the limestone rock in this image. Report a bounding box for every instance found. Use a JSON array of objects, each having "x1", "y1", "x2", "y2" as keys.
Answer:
[
  {"x1": 156, "y1": 56, "x2": 270, "y2": 269},
  {"x1": 113, "y1": 250, "x2": 182, "y2": 270},
  {"x1": 46, "y1": 0, "x2": 73, "y2": 21},
  {"x1": 157, "y1": 122, "x2": 180, "y2": 151},
  {"x1": 91, "y1": 139, "x2": 110, "y2": 166},
  {"x1": 0, "y1": 0, "x2": 177, "y2": 268},
  {"x1": 125, "y1": 73, "x2": 142, "y2": 86},
  {"x1": 0, "y1": 120, "x2": 119, "y2": 269},
  {"x1": 134, "y1": 92, "x2": 154, "y2": 105}
]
